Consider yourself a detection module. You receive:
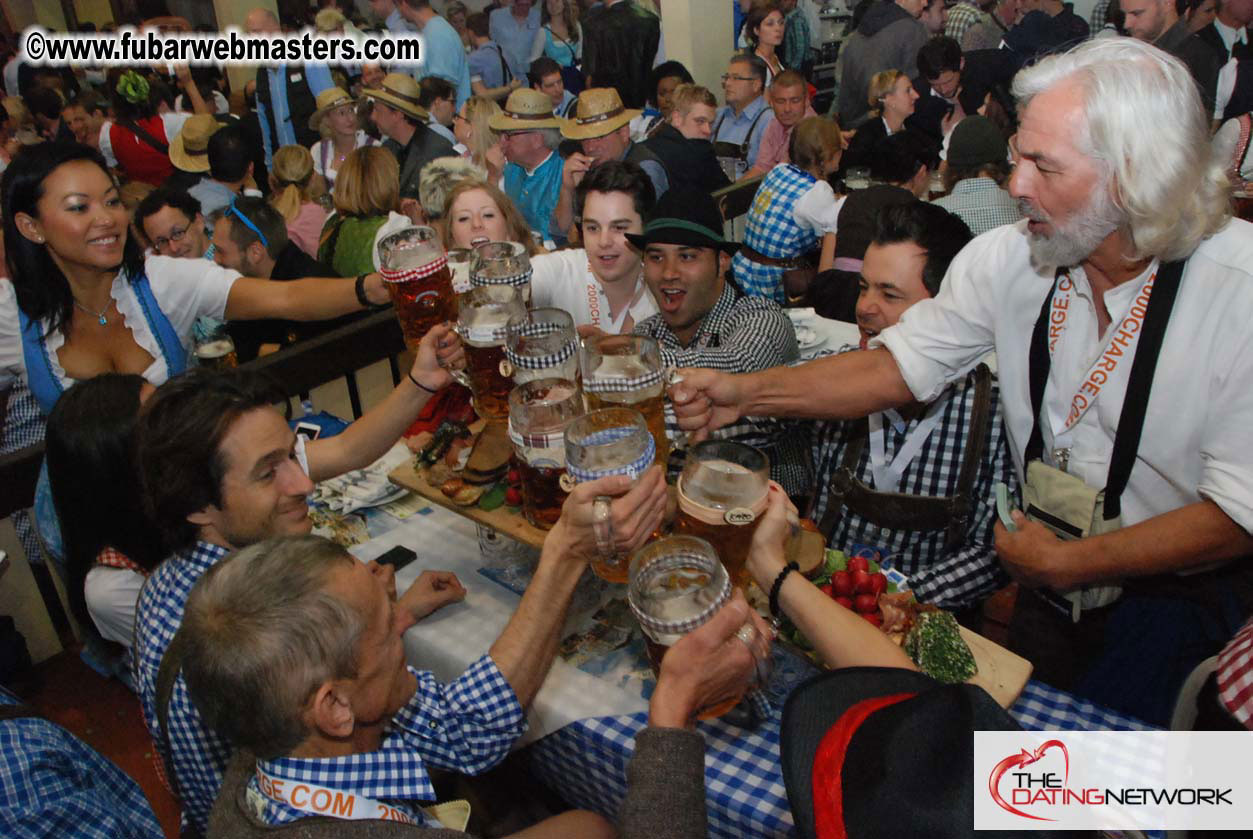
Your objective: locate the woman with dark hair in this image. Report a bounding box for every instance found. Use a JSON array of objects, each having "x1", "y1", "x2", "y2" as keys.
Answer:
[
  {"x1": 631, "y1": 60, "x2": 694, "y2": 140},
  {"x1": 0, "y1": 142, "x2": 390, "y2": 424},
  {"x1": 99, "y1": 67, "x2": 210, "y2": 186},
  {"x1": 530, "y1": 0, "x2": 584, "y2": 93},
  {"x1": 46, "y1": 373, "x2": 160, "y2": 670},
  {"x1": 746, "y1": 1, "x2": 787, "y2": 84}
]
